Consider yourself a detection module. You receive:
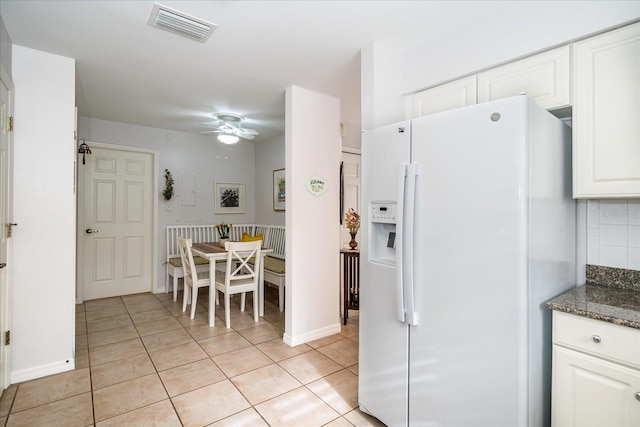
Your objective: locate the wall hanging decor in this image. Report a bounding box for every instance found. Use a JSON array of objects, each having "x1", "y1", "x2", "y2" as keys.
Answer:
[
  {"x1": 214, "y1": 182, "x2": 245, "y2": 214},
  {"x1": 306, "y1": 175, "x2": 327, "y2": 196},
  {"x1": 273, "y1": 168, "x2": 285, "y2": 211},
  {"x1": 77, "y1": 138, "x2": 92, "y2": 165},
  {"x1": 163, "y1": 169, "x2": 174, "y2": 200}
]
